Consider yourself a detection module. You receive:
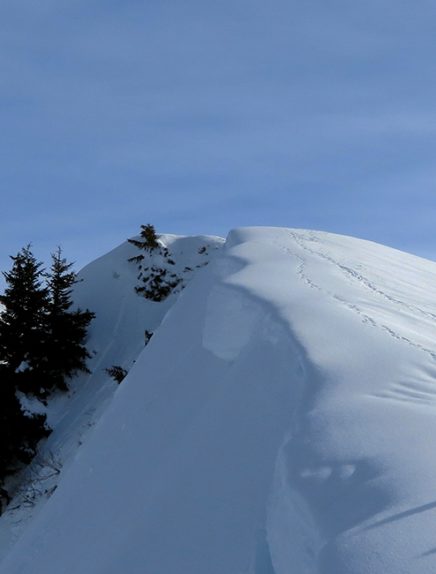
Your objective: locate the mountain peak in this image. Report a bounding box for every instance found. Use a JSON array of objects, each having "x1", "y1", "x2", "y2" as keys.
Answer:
[{"x1": 2, "y1": 228, "x2": 436, "y2": 574}]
